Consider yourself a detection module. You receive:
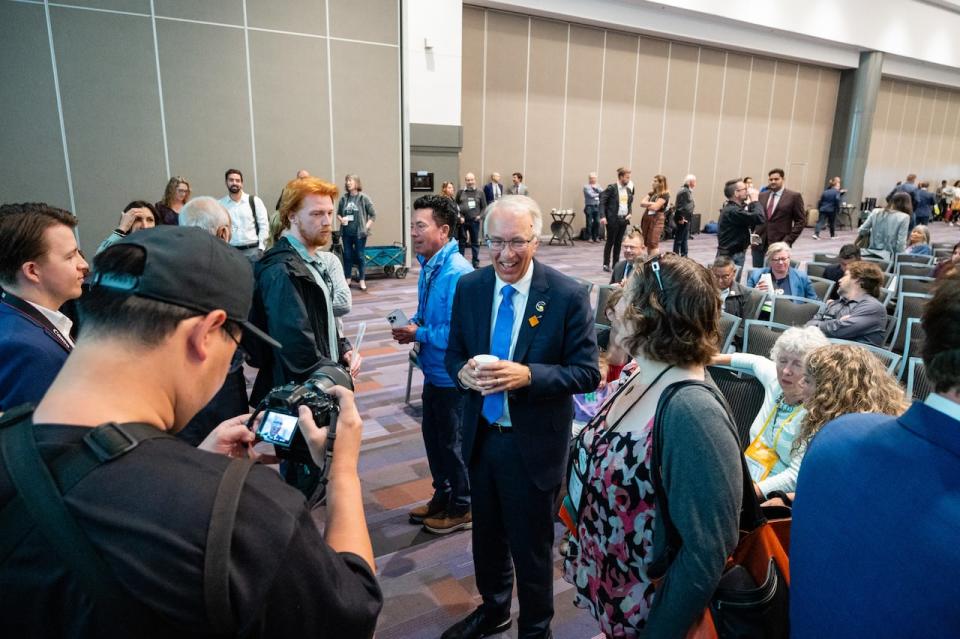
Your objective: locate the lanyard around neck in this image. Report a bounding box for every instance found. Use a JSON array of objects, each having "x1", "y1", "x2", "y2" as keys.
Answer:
[{"x1": 755, "y1": 396, "x2": 801, "y2": 449}]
